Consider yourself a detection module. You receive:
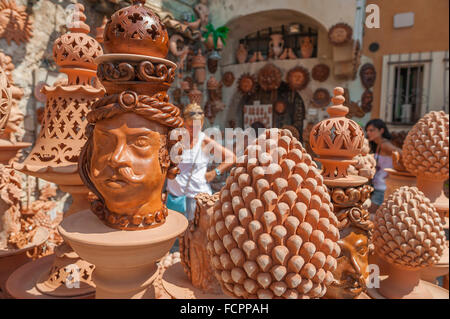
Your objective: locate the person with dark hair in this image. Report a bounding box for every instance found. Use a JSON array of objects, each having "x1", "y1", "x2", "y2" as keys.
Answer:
[{"x1": 365, "y1": 119, "x2": 401, "y2": 214}]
